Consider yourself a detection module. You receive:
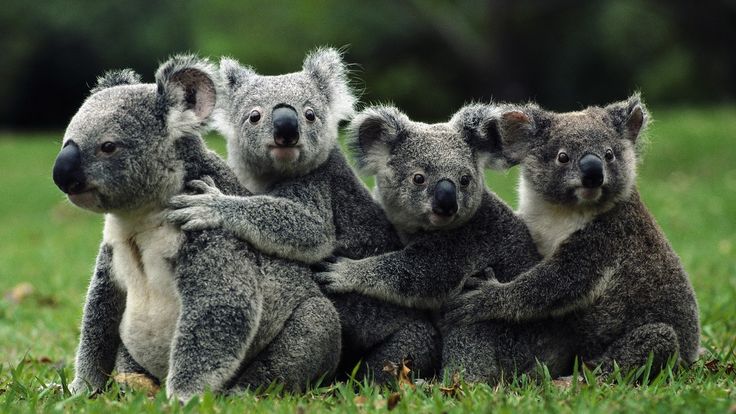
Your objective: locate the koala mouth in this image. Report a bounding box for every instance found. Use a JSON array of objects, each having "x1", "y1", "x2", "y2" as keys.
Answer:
[
  {"x1": 428, "y1": 212, "x2": 456, "y2": 227},
  {"x1": 268, "y1": 146, "x2": 301, "y2": 162},
  {"x1": 67, "y1": 188, "x2": 99, "y2": 210},
  {"x1": 575, "y1": 187, "x2": 602, "y2": 203}
]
